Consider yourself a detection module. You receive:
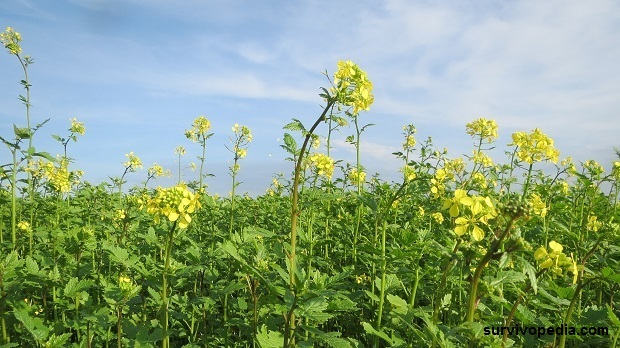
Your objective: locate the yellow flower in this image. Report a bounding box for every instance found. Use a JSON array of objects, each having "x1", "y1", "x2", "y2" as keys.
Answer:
[
  {"x1": 69, "y1": 117, "x2": 85, "y2": 135},
  {"x1": 235, "y1": 147, "x2": 247, "y2": 159},
  {"x1": 17, "y1": 221, "x2": 31, "y2": 232},
  {"x1": 400, "y1": 165, "x2": 416, "y2": 181},
  {"x1": 174, "y1": 146, "x2": 186, "y2": 156},
  {"x1": 311, "y1": 136, "x2": 321, "y2": 149},
  {"x1": 333, "y1": 60, "x2": 374, "y2": 115},
  {"x1": 430, "y1": 169, "x2": 447, "y2": 197},
  {"x1": 509, "y1": 128, "x2": 559, "y2": 164},
  {"x1": 123, "y1": 152, "x2": 143, "y2": 171},
  {"x1": 529, "y1": 193, "x2": 548, "y2": 217},
  {"x1": 586, "y1": 215, "x2": 602, "y2": 232},
  {"x1": 472, "y1": 150, "x2": 493, "y2": 167},
  {"x1": 306, "y1": 153, "x2": 335, "y2": 179},
  {"x1": 444, "y1": 158, "x2": 465, "y2": 176},
  {"x1": 348, "y1": 167, "x2": 366, "y2": 185},
  {"x1": 0, "y1": 27, "x2": 22, "y2": 55},
  {"x1": 613, "y1": 161, "x2": 620, "y2": 180},
  {"x1": 442, "y1": 189, "x2": 471, "y2": 217},
  {"x1": 431, "y1": 212, "x2": 444, "y2": 224},
  {"x1": 185, "y1": 115, "x2": 212, "y2": 142},
  {"x1": 148, "y1": 163, "x2": 166, "y2": 177},
  {"x1": 466, "y1": 118, "x2": 499, "y2": 143},
  {"x1": 448, "y1": 192, "x2": 496, "y2": 241},
  {"x1": 43, "y1": 157, "x2": 71, "y2": 193},
  {"x1": 534, "y1": 241, "x2": 577, "y2": 283},
  {"x1": 145, "y1": 183, "x2": 201, "y2": 229}
]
